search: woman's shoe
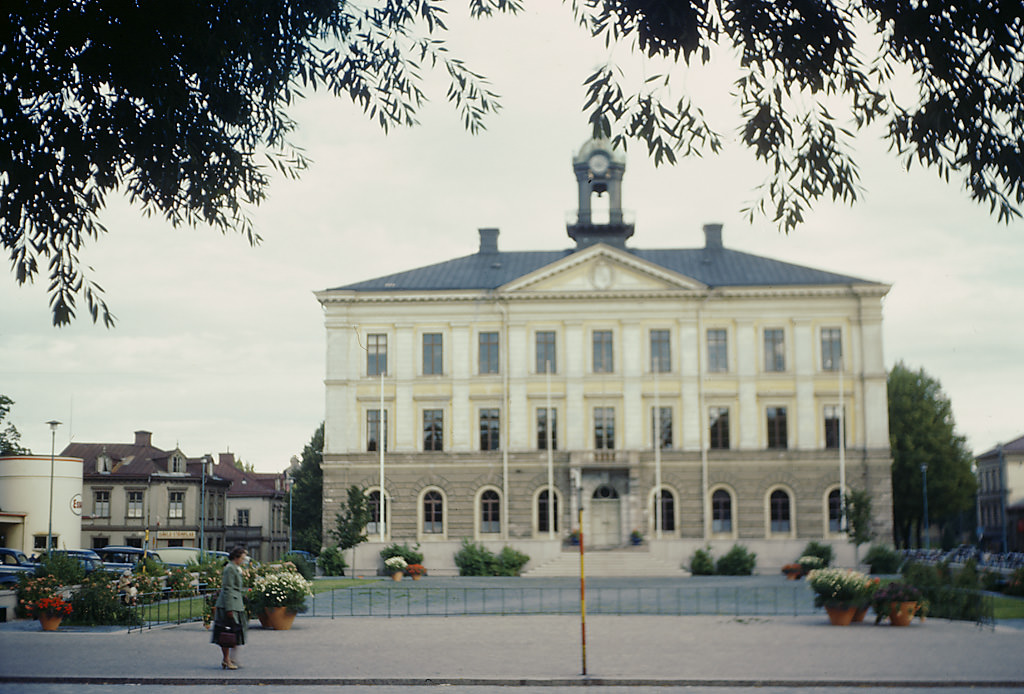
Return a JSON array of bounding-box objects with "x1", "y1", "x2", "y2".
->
[{"x1": 221, "y1": 660, "x2": 237, "y2": 670}]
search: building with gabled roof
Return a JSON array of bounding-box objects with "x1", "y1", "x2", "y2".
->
[
  {"x1": 213, "y1": 452, "x2": 289, "y2": 562},
  {"x1": 64, "y1": 430, "x2": 230, "y2": 553},
  {"x1": 315, "y1": 139, "x2": 893, "y2": 576}
]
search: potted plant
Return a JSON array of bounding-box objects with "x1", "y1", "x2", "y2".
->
[
  {"x1": 405, "y1": 563, "x2": 426, "y2": 580},
  {"x1": 248, "y1": 568, "x2": 313, "y2": 630},
  {"x1": 568, "y1": 529, "x2": 581, "y2": 546},
  {"x1": 384, "y1": 556, "x2": 408, "y2": 580},
  {"x1": 797, "y1": 555, "x2": 825, "y2": 574},
  {"x1": 781, "y1": 563, "x2": 803, "y2": 580},
  {"x1": 630, "y1": 529, "x2": 643, "y2": 545},
  {"x1": 806, "y1": 568, "x2": 873, "y2": 626},
  {"x1": 853, "y1": 576, "x2": 881, "y2": 622},
  {"x1": 34, "y1": 594, "x2": 72, "y2": 631},
  {"x1": 871, "y1": 581, "x2": 925, "y2": 626}
]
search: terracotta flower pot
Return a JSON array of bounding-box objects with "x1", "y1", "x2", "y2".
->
[
  {"x1": 39, "y1": 614, "x2": 63, "y2": 631},
  {"x1": 825, "y1": 605, "x2": 856, "y2": 626},
  {"x1": 852, "y1": 606, "x2": 869, "y2": 623},
  {"x1": 889, "y1": 601, "x2": 919, "y2": 627},
  {"x1": 391, "y1": 572, "x2": 403, "y2": 581},
  {"x1": 264, "y1": 606, "x2": 297, "y2": 631}
]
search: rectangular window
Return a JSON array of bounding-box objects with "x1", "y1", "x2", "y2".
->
[
  {"x1": 707, "y1": 329, "x2": 728, "y2": 372},
  {"x1": 237, "y1": 509, "x2": 250, "y2": 527},
  {"x1": 593, "y1": 330, "x2": 614, "y2": 373},
  {"x1": 821, "y1": 327, "x2": 842, "y2": 371},
  {"x1": 652, "y1": 406, "x2": 673, "y2": 449},
  {"x1": 367, "y1": 333, "x2": 387, "y2": 376},
  {"x1": 479, "y1": 408, "x2": 500, "y2": 450},
  {"x1": 367, "y1": 409, "x2": 388, "y2": 452},
  {"x1": 709, "y1": 407, "x2": 730, "y2": 449},
  {"x1": 824, "y1": 405, "x2": 845, "y2": 449},
  {"x1": 422, "y1": 332, "x2": 443, "y2": 375},
  {"x1": 594, "y1": 407, "x2": 615, "y2": 449},
  {"x1": 127, "y1": 491, "x2": 144, "y2": 519},
  {"x1": 536, "y1": 331, "x2": 557, "y2": 374},
  {"x1": 168, "y1": 491, "x2": 184, "y2": 519},
  {"x1": 423, "y1": 409, "x2": 444, "y2": 451},
  {"x1": 650, "y1": 329, "x2": 671, "y2": 372},
  {"x1": 767, "y1": 406, "x2": 788, "y2": 449},
  {"x1": 764, "y1": 328, "x2": 785, "y2": 372},
  {"x1": 479, "y1": 331, "x2": 500, "y2": 374},
  {"x1": 537, "y1": 407, "x2": 558, "y2": 450},
  {"x1": 93, "y1": 491, "x2": 110, "y2": 518},
  {"x1": 423, "y1": 491, "x2": 443, "y2": 534}
]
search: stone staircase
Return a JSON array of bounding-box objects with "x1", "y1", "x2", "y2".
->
[{"x1": 523, "y1": 547, "x2": 688, "y2": 578}]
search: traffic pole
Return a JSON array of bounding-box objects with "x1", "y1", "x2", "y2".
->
[{"x1": 578, "y1": 504, "x2": 586, "y2": 676}]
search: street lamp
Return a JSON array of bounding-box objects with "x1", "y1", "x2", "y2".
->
[
  {"x1": 46, "y1": 420, "x2": 61, "y2": 552},
  {"x1": 921, "y1": 463, "x2": 930, "y2": 550}
]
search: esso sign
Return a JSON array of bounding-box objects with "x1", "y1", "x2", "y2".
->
[{"x1": 70, "y1": 494, "x2": 83, "y2": 516}]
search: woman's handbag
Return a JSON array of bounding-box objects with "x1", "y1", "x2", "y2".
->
[{"x1": 216, "y1": 614, "x2": 238, "y2": 647}]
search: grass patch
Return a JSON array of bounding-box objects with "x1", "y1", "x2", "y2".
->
[
  {"x1": 313, "y1": 578, "x2": 376, "y2": 593},
  {"x1": 140, "y1": 596, "x2": 207, "y2": 622},
  {"x1": 993, "y1": 595, "x2": 1024, "y2": 621}
]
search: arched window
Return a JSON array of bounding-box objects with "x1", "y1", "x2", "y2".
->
[
  {"x1": 423, "y1": 491, "x2": 443, "y2": 534},
  {"x1": 538, "y1": 489, "x2": 559, "y2": 533},
  {"x1": 593, "y1": 484, "x2": 619, "y2": 500},
  {"x1": 828, "y1": 489, "x2": 842, "y2": 533},
  {"x1": 367, "y1": 490, "x2": 386, "y2": 536},
  {"x1": 652, "y1": 489, "x2": 675, "y2": 531},
  {"x1": 770, "y1": 489, "x2": 791, "y2": 533},
  {"x1": 712, "y1": 489, "x2": 732, "y2": 533},
  {"x1": 480, "y1": 490, "x2": 500, "y2": 534}
]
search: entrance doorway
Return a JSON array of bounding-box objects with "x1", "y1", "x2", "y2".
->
[{"x1": 589, "y1": 484, "x2": 622, "y2": 547}]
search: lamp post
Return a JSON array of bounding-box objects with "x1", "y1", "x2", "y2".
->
[
  {"x1": 45, "y1": 420, "x2": 61, "y2": 552},
  {"x1": 921, "y1": 463, "x2": 930, "y2": 550}
]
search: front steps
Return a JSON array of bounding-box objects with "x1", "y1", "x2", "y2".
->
[{"x1": 524, "y1": 546, "x2": 688, "y2": 577}]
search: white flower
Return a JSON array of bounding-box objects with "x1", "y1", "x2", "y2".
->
[{"x1": 384, "y1": 556, "x2": 408, "y2": 571}]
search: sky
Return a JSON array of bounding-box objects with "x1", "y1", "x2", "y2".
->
[{"x1": 2, "y1": 6, "x2": 1022, "y2": 472}]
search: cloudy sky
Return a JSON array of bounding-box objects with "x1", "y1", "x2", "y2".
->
[{"x1": 3, "y1": 6, "x2": 1022, "y2": 471}]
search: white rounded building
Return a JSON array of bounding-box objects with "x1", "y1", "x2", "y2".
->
[{"x1": 0, "y1": 455, "x2": 83, "y2": 555}]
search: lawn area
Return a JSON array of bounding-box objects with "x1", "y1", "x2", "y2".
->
[
  {"x1": 312, "y1": 578, "x2": 376, "y2": 593},
  {"x1": 992, "y1": 594, "x2": 1024, "y2": 620}
]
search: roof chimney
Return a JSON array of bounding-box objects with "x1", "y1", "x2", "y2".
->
[
  {"x1": 703, "y1": 223, "x2": 723, "y2": 251},
  {"x1": 478, "y1": 228, "x2": 499, "y2": 254},
  {"x1": 134, "y1": 430, "x2": 152, "y2": 447}
]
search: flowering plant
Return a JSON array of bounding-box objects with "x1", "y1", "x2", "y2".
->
[
  {"x1": 797, "y1": 555, "x2": 825, "y2": 572},
  {"x1": 871, "y1": 581, "x2": 926, "y2": 622},
  {"x1": 34, "y1": 594, "x2": 72, "y2": 618},
  {"x1": 781, "y1": 563, "x2": 803, "y2": 576},
  {"x1": 384, "y1": 556, "x2": 408, "y2": 574},
  {"x1": 405, "y1": 563, "x2": 426, "y2": 577},
  {"x1": 248, "y1": 568, "x2": 313, "y2": 613},
  {"x1": 806, "y1": 568, "x2": 873, "y2": 608}
]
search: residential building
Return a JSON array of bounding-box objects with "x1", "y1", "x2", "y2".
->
[
  {"x1": 64, "y1": 431, "x2": 230, "y2": 553},
  {"x1": 213, "y1": 452, "x2": 290, "y2": 562},
  {"x1": 315, "y1": 138, "x2": 894, "y2": 574},
  {"x1": 976, "y1": 434, "x2": 1024, "y2": 552}
]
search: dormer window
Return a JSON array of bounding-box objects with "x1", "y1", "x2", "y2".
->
[
  {"x1": 97, "y1": 453, "x2": 112, "y2": 474},
  {"x1": 170, "y1": 454, "x2": 185, "y2": 473}
]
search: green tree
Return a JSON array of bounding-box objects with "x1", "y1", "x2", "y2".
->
[
  {"x1": 0, "y1": 396, "x2": 29, "y2": 456},
  {"x1": 330, "y1": 485, "x2": 371, "y2": 571},
  {"x1": 5, "y1": 2, "x2": 1022, "y2": 325},
  {"x1": 844, "y1": 488, "x2": 874, "y2": 566},
  {"x1": 888, "y1": 362, "x2": 976, "y2": 549},
  {"x1": 289, "y1": 423, "x2": 323, "y2": 553}
]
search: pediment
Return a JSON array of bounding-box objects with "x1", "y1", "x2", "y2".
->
[{"x1": 501, "y1": 244, "x2": 705, "y2": 294}]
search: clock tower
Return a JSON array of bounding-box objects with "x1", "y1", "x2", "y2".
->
[{"x1": 567, "y1": 138, "x2": 634, "y2": 248}]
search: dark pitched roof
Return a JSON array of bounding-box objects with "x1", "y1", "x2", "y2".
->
[
  {"x1": 65, "y1": 441, "x2": 174, "y2": 479},
  {"x1": 330, "y1": 245, "x2": 878, "y2": 292},
  {"x1": 212, "y1": 453, "x2": 285, "y2": 498},
  {"x1": 977, "y1": 433, "x2": 1024, "y2": 459}
]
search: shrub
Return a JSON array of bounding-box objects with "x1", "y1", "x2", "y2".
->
[
  {"x1": 902, "y1": 560, "x2": 991, "y2": 623},
  {"x1": 35, "y1": 552, "x2": 85, "y2": 584},
  {"x1": 68, "y1": 573, "x2": 139, "y2": 626},
  {"x1": 380, "y1": 543, "x2": 423, "y2": 567},
  {"x1": 453, "y1": 539, "x2": 497, "y2": 576},
  {"x1": 1004, "y1": 568, "x2": 1024, "y2": 597},
  {"x1": 715, "y1": 544, "x2": 756, "y2": 575},
  {"x1": 495, "y1": 547, "x2": 530, "y2": 576},
  {"x1": 165, "y1": 565, "x2": 195, "y2": 594},
  {"x1": 317, "y1": 545, "x2": 347, "y2": 577},
  {"x1": 864, "y1": 544, "x2": 902, "y2": 574},
  {"x1": 688, "y1": 547, "x2": 715, "y2": 575},
  {"x1": 800, "y1": 541, "x2": 834, "y2": 568},
  {"x1": 283, "y1": 552, "x2": 316, "y2": 580}
]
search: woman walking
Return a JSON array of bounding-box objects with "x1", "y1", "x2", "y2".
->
[{"x1": 212, "y1": 546, "x2": 249, "y2": 670}]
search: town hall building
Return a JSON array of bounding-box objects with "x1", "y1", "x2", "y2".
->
[{"x1": 316, "y1": 139, "x2": 893, "y2": 575}]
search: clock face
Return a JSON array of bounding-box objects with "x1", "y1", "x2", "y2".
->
[{"x1": 588, "y1": 153, "x2": 610, "y2": 174}]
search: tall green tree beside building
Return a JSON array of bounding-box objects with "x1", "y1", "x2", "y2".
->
[
  {"x1": 887, "y1": 362, "x2": 976, "y2": 548},
  {"x1": 0, "y1": 395, "x2": 29, "y2": 456},
  {"x1": 289, "y1": 422, "x2": 323, "y2": 553}
]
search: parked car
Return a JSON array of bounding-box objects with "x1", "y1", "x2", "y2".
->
[
  {"x1": 94, "y1": 546, "x2": 163, "y2": 574},
  {"x1": 42, "y1": 549, "x2": 110, "y2": 575},
  {"x1": 0, "y1": 548, "x2": 35, "y2": 586}
]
